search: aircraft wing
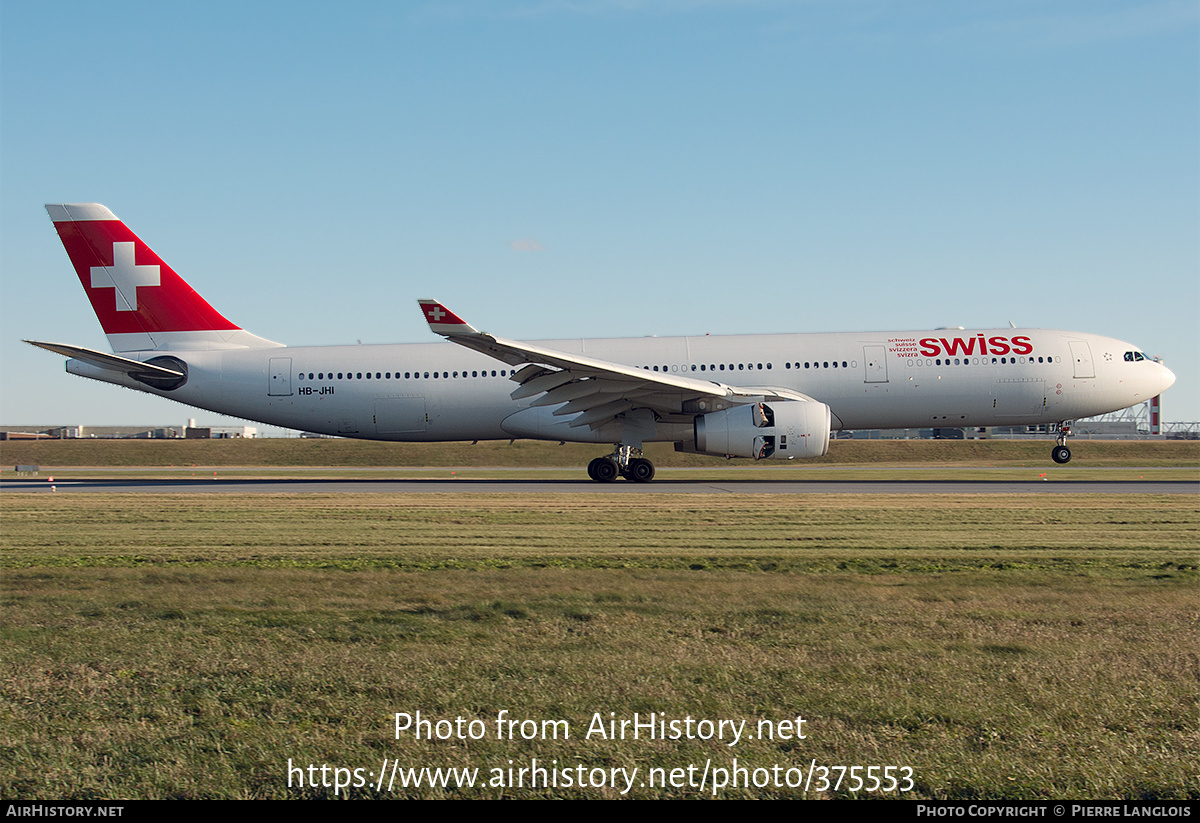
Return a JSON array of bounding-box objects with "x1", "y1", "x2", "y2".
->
[{"x1": 418, "y1": 300, "x2": 813, "y2": 430}]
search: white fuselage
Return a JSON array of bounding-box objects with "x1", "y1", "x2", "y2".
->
[{"x1": 69, "y1": 327, "x2": 1173, "y2": 442}]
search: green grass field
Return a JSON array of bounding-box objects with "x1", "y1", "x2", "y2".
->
[
  {"x1": 4, "y1": 438, "x2": 1196, "y2": 486},
  {"x1": 3, "y1": 436, "x2": 1197, "y2": 470},
  {"x1": 2, "y1": 491, "x2": 1196, "y2": 799}
]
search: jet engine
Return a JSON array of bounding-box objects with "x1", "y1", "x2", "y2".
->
[{"x1": 693, "y1": 401, "x2": 831, "y2": 459}]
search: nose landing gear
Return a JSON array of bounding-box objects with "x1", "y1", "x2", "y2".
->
[{"x1": 1051, "y1": 422, "x2": 1073, "y2": 464}]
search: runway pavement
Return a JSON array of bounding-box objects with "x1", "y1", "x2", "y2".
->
[{"x1": 1, "y1": 476, "x2": 1194, "y2": 494}]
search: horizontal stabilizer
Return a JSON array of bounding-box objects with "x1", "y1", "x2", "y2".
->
[{"x1": 25, "y1": 340, "x2": 184, "y2": 377}]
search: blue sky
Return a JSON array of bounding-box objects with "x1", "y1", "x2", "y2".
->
[{"x1": 2, "y1": 0, "x2": 1196, "y2": 429}]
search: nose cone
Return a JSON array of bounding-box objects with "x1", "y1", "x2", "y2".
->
[{"x1": 1153, "y1": 361, "x2": 1176, "y2": 396}]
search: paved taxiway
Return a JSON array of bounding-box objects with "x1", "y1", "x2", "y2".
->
[{"x1": 1, "y1": 477, "x2": 1193, "y2": 494}]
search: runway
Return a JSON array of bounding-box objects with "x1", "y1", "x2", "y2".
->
[{"x1": 1, "y1": 476, "x2": 1194, "y2": 494}]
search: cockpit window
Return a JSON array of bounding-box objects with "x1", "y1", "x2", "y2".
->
[{"x1": 1124, "y1": 351, "x2": 1146, "y2": 362}]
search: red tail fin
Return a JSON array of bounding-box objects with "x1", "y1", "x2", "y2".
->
[{"x1": 46, "y1": 204, "x2": 278, "y2": 352}]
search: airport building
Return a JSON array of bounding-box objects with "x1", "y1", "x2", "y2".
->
[{"x1": 0, "y1": 423, "x2": 258, "y2": 440}]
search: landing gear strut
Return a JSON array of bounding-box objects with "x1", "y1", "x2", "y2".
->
[
  {"x1": 587, "y1": 445, "x2": 655, "y2": 483},
  {"x1": 1051, "y1": 422, "x2": 1073, "y2": 464}
]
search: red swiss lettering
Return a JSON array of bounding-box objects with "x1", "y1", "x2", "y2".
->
[{"x1": 939, "y1": 337, "x2": 979, "y2": 356}]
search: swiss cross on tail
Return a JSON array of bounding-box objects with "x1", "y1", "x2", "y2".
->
[
  {"x1": 418, "y1": 299, "x2": 479, "y2": 335},
  {"x1": 91, "y1": 242, "x2": 160, "y2": 311}
]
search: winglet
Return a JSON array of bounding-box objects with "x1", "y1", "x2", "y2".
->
[{"x1": 418, "y1": 299, "x2": 479, "y2": 336}]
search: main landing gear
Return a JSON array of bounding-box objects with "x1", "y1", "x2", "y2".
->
[
  {"x1": 587, "y1": 445, "x2": 655, "y2": 483},
  {"x1": 1051, "y1": 422, "x2": 1073, "y2": 464}
]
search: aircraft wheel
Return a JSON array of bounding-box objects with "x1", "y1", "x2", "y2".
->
[
  {"x1": 627, "y1": 458, "x2": 655, "y2": 483},
  {"x1": 591, "y1": 457, "x2": 619, "y2": 482},
  {"x1": 1051, "y1": 445, "x2": 1072, "y2": 464}
]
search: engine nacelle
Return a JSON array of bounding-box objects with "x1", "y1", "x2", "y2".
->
[{"x1": 693, "y1": 401, "x2": 831, "y2": 459}]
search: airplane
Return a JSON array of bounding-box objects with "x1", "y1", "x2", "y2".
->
[{"x1": 27, "y1": 203, "x2": 1176, "y2": 482}]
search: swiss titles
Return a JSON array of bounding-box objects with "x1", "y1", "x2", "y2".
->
[{"x1": 918, "y1": 335, "x2": 1033, "y2": 358}]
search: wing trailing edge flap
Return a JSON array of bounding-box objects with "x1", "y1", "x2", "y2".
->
[
  {"x1": 528, "y1": 378, "x2": 607, "y2": 407},
  {"x1": 554, "y1": 386, "x2": 661, "y2": 417},
  {"x1": 568, "y1": 399, "x2": 637, "y2": 428},
  {"x1": 509, "y1": 369, "x2": 577, "y2": 399}
]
